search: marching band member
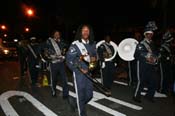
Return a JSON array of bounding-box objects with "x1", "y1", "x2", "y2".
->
[
  {"x1": 159, "y1": 31, "x2": 174, "y2": 95},
  {"x1": 97, "y1": 35, "x2": 117, "y2": 93},
  {"x1": 133, "y1": 21, "x2": 159, "y2": 103},
  {"x1": 27, "y1": 37, "x2": 40, "y2": 87},
  {"x1": 43, "y1": 30, "x2": 69, "y2": 98},
  {"x1": 66, "y1": 24, "x2": 97, "y2": 116}
]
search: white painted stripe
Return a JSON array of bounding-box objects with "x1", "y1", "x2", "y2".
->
[
  {"x1": 141, "y1": 91, "x2": 167, "y2": 98},
  {"x1": 113, "y1": 81, "x2": 128, "y2": 86},
  {"x1": 67, "y1": 82, "x2": 142, "y2": 110},
  {"x1": 88, "y1": 102, "x2": 126, "y2": 116},
  {"x1": 96, "y1": 79, "x2": 128, "y2": 86},
  {"x1": 0, "y1": 91, "x2": 58, "y2": 116},
  {"x1": 56, "y1": 85, "x2": 126, "y2": 116},
  {"x1": 93, "y1": 92, "x2": 142, "y2": 110}
]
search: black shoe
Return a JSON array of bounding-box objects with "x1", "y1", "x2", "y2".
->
[
  {"x1": 52, "y1": 92, "x2": 57, "y2": 97},
  {"x1": 144, "y1": 95, "x2": 155, "y2": 103},
  {"x1": 68, "y1": 97, "x2": 77, "y2": 112},
  {"x1": 132, "y1": 97, "x2": 141, "y2": 103},
  {"x1": 63, "y1": 95, "x2": 69, "y2": 100}
]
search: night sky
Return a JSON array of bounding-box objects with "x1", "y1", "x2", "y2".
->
[{"x1": 0, "y1": 0, "x2": 175, "y2": 42}]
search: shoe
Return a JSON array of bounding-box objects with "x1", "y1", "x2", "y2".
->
[
  {"x1": 68, "y1": 97, "x2": 77, "y2": 112},
  {"x1": 63, "y1": 95, "x2": 69, "y2": 100},
  {"x1": 52, "y1": 92, "x2": 57, "y2": 97},
  {"x1": 105, "y1": 91, "x2": 112, "y2": 97},
  {"x1": 132, "y1": 97, "x2": 141, "y2": 103},
  {"x1": 144, "y1": 95, "x2": 155, "y2": 103}
]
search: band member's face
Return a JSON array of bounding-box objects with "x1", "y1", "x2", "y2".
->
[
  {"x1": 105, "y1": 36, "x2": 111, "y2": 43},
  {"x1": 54, "y1": 31, "x2": 61, "y2": 41},
  {"x1": 145, "y1": 33, "x2": 153, "y2": 40},
  {"x1": 81, "y1": 26, "x2": 90, "y2": 40}
]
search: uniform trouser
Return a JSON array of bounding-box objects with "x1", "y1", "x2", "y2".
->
[
  {"x1": 102, "y1": 62, "x2": 116, "y2": 89},
  {"x1": 134, "y1": 61, "x2": 157, "y2": 99},
  {"x1": 73, "y1": 71, "x2": 93, "y2": 116},
  {"x1": 128, "y1": 61, "x2": 137, "y2": 86},
  {"x1": 19, "y1": 57, "x2": 27, "y2": 77},
  {"x1": 49, "y1": 62, "x2": 69, "y2": 97},
  {"x1": 160, "y1": 62, "x2": 173, "y2": 93},
  {"x1": 28, "y1": 62, "x2": 39, "y2": 85}
]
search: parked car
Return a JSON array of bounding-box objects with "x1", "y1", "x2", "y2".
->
[{"x1": 0, "y1": 39, "x2": 18, "y2": 59}]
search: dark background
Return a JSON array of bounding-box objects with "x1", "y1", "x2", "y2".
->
[{"x1": 0, "y1": 0, "x2": 175, "y2": 43}]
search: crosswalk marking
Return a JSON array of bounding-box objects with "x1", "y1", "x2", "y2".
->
[
  {"x1": 56, "y1": 85, "x2": 126, "y2": 116},
  {"x1": 0, "y1": 91, "x2": 58, "y2": 116},
  {"x1": 97, "y1": 79, "x2": 167, "y2": 98},
  {"x1": 67, "y1": 82, "x2": 142, "y2": 110},
  {"x1": 96, "y1": 79, "x2": 128, "y2": 86}
]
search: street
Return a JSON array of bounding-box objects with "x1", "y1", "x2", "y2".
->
[{"x1": 0, "y1": 60, "x2": 174, "y2": 116}]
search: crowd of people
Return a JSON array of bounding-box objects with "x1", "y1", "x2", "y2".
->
[{"x1": 17, "y1": 22, "x2": 175, "y2": 116}]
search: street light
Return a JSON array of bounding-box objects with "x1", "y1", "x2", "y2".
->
[
  {"x1": 25, "y1": 27, "x2": 30, "y2": 32},
  {"x1": 4, "y1": 34, "x2": 7, "y2": 37},
  {"x1": 25, "y1": 8, "x2": 34, "y2": 17},
  {"x1": 1, "y1": 25, "x2": 7, "y2": 30},
  {"x1": 27, "y1": 9, "x2": 33, "y2": 16}
]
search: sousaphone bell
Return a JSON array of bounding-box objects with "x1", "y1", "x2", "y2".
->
[{"x1": 118, "y1": 38, "x2": 138, "y2": 61}]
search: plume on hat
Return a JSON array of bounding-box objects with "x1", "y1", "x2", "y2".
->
[
  {"x1": 144, "y1": 21, "x2": 158, "y2": 35},
  {"x1": 162, "y1": 31, "x2": 174, "y2": 43}
]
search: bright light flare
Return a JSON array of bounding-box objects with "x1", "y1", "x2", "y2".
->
[
  {"x1": 26, "y1": 9, "x2": 34, "y2": 16},
  {"x1": 1, "y1": 25, "x2": 6, "y2": 30},
  {"x1": 25, "y1": 27, "x2": 30, "y2": 32}
]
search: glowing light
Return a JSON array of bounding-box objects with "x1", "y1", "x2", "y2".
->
[{"x1": 1, "y1": 25, "x2": 6, "y2": 30}]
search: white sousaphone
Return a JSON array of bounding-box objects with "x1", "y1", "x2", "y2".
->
[
  {"x1": 118, "y1": 38, "x2": 138, "y2": 61},
  {"x1": 96, "y1": 40, "x2": 118, "y2": 62}
]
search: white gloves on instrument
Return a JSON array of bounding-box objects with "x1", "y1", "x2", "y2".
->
[{"x1": 101, "y1": 62, "x2": 105, "y2": 68}]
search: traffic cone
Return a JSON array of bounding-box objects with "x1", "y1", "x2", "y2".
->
[{"x1": 42, "y1": 75, "x2": 48, "y2": 86}]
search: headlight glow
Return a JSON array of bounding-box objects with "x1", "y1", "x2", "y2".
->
[{"x1": 3, "y1": 49, "x2": 9, "y2": 54}]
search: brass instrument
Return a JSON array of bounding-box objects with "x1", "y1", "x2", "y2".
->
[
  {"x1": 146, "y1": 53, "x2": 159, "y2": 65},
  {"x1": 77, "y1": 55, "x2": 111, "y2": 97},
  {"x1": 118, "y1": 38, "x2": 138, "y2": 61},
  {"x1": 89, "y1": 61, "x2": 97, "y2": 71},
  {"x1": 75, "y1": 62, "x2": 111, "y2": 97},
  {"x1": 103, "y1": 52, "x2": 112, "y2": 59},
  {"x1": 79, "y1": 54, "x2": 97, "y2": 71},
  {"x1": 96, "y1": 40, "x2": 118, "y2": 62},
  {"x1": 83, "y1": 72, "x2": 111, "y2": 97}
]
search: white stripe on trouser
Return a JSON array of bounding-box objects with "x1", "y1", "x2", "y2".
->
[
  {"x1": 128, "y1": 61, "x2": 132, "y2": 86},
  {"x1": 134, "y1": 61, "x2": 140, "y2": 97},
  {"x1": 100, "y1": 68, "x2": 104, "y2": 85},
  {"x1": 27, "y1": 63, "x2": 32, "y2": 84},
  {"x1": 159, "y1": 62, "x2": 164, "y2": 91},
  {"x1": 49, "y1": 63, "x2": 55, "y2": 94},
  {"x1": 73, "y1": 72, "x2": 81, "y2": 116}
]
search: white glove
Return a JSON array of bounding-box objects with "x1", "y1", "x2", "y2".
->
[
  {"x1": 115, "y1": 63, "x2": 117, "y2": 67},
  {"x1": 101, "y1": 62, "x2": 105, "y2": 68}
]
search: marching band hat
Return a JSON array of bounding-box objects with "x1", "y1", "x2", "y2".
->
[
  {"x1": 162, "y1": 31, "x2": 174, "y2": 43},
  {"x1": 144, "y1": 21, "x2": 158, "y2": 36}
]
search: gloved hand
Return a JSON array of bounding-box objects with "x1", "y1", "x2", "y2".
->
[{"x1": 101, "y1": 62, "x2": 105, "y2": 68}]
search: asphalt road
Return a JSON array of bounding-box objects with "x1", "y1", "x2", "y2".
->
[{"x1": 0, "y1": 60, "x2": 174, "y2": 116}]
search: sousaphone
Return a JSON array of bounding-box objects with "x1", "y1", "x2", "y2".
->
[
  {"x1": 96, "y1": 40, "x2": 118, "y2": 61},
  {"x1": 118, "y1": 38, "x2": 138, "y2": 61}
]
